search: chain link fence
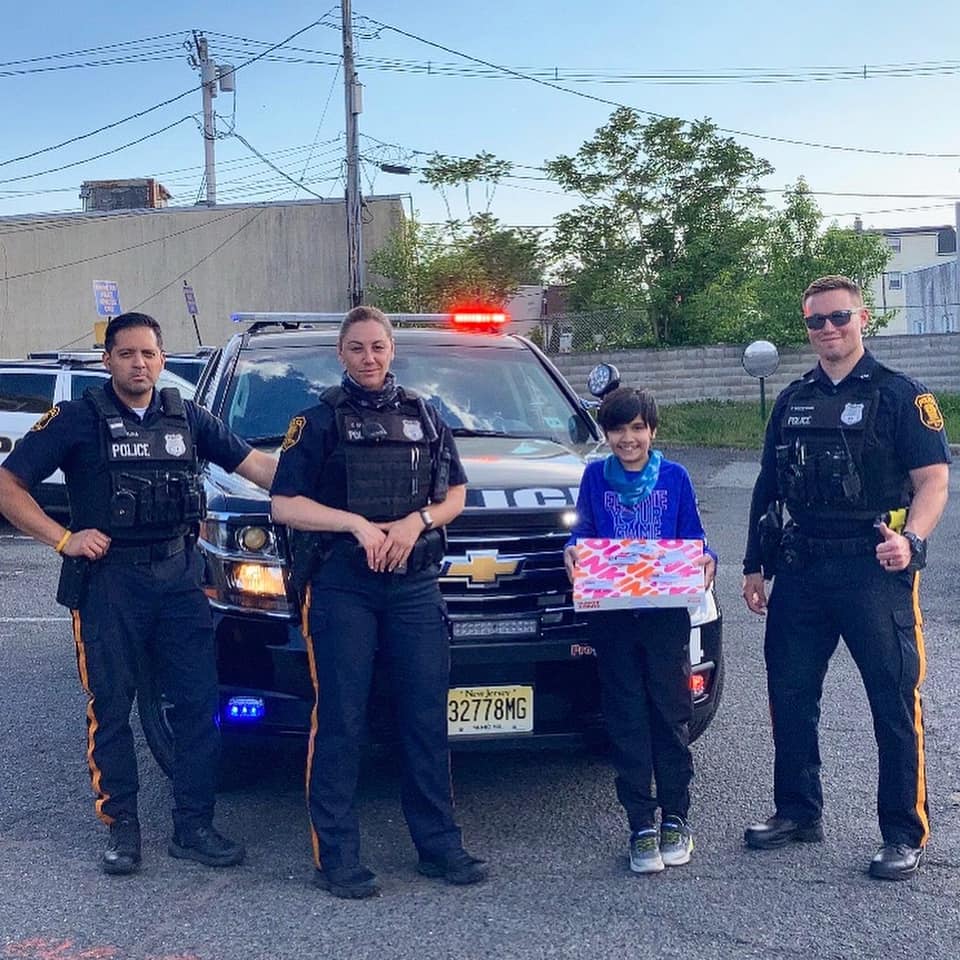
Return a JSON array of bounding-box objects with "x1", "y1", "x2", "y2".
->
[{"x1": 528, "y1": 309, "x2": 656, "y2": 355}]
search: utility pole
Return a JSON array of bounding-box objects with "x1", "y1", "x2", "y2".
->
[
  {"x1": 193, "y1": 32, "x2": 218, "y2": 206},
  {"x1": 342, "y1": 0, "x2": 364, "y2": 306}
]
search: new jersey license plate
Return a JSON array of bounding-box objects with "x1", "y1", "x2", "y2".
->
[{"x1": 447, "y1": 684, "x2": 534, "y2": 736}]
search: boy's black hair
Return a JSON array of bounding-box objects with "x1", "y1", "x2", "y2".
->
[
  {"x1": 597, "y1": 387, "x2": 658, "y2": 433},
  {"x1": 104, "y1": 312, "x2": 164, "y2": 352}
]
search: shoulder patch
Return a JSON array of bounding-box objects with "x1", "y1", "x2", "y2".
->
[
  {"x1": 281, "y1": 415, "x2": 306, "y2": 451},
  {"x1": 915, "y1": 393, "x2": 944, "y2": 431},
  {"x1": 30, "y1": 407, "x2": 60, "y2": 432}
]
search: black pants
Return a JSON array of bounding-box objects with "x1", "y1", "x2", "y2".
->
[
  {"x1": 588, "y1": 607, "x2": 693, "y2": 831},
  {"x1": 766, "y1": 554, "x2": 929, "y2": 846},
  {"x1": 72, "y1": 548, "x2": 220, "y2": 832},
  {"x1": 304, "y1": 549, "x2": 462, "y2": 873}
]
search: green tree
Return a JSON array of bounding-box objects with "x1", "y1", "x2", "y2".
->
[
  {"x1": 687, "y1": 180, "x2": 892, "y2": 345},
  {"x1": 368, "y1": 212, "x2": 543, "y2": 312},
  {"x1": 546, "y1": 108, "x2": 773, "y2": 346}
]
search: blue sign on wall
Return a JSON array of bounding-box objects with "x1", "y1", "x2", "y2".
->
[
  {"x1": 183, "y1": 283, "x2": 199, "y2": 316},
  {"x1": 93, "y1": 280, "x2": 121, "y2": 317}
]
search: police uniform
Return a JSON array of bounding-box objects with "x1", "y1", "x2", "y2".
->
[
  {"x1": 743, "y1": 350, "x2": 951, "y2": 848},
  {"x1": 272, "y1": 381, "x2": 468, "y2": 879},
  {"x1": 3, "y1": 380, "x2": 251, "y2": 833}
]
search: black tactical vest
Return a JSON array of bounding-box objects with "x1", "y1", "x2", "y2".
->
[
  {"x1": 775, "y1": 368, "x2": 909, "y2": 533},
  {"x1": 317, "y1": 386, "x2": 436, "y2": 522},
  {"x1": 69, "y1": 386, "x2": 204, "y2": 541}
]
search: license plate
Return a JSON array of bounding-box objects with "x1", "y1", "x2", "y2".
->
[{"x1": 447, "y1": 684, "x2": 533, "y2": 736}]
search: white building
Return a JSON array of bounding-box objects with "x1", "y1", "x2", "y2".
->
[{"x1": 862, "y1": 222, "x2": 957, "y2": 335}]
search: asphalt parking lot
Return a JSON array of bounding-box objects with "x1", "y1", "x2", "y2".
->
[{"x1": 1, "y1": 446, "x2": 959, "y2": 960}]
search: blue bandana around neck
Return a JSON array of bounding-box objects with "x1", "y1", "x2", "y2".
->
[
  {"x1": 341, "y1": 370, "x2": 400, "y2": 410},
  {"x1": 603, "y1": 449, "x2": 663, "y2": 506}
]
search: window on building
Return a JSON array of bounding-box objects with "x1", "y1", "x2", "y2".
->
[
  {"x1": 912, "y1": 319, "x2": 926, "y2": 335},
  {"x1": 887, "y1": 271, "x2": 902, "y2": 290},
  {"x1": 937, "y1": 228, "x2": 957, "y2": 255},
  {"x1": 945, "y1": 313, "x2": 958, "y2": 333},
  {"x1": 887, "y1": 236, "x2": 901, "y2": 252}
]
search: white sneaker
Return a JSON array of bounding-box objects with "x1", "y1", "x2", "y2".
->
[
  {"x1": 660, "y1": 817, "x2": 694, "y2": 866},
  {"x1": 629, "y1": 828, "x2": 665, "y2": 874}
]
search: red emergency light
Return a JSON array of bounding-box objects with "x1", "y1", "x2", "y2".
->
[{"x1": 448, "y1": 306, "x2": 510, "y2": 330}]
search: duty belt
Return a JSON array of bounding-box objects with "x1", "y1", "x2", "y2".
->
[
  {"x1": 800, "y1": 534, "x2": 877, "y2": 558},
  {"x1": 102, "y1": 536, "x2": 187, "y2": 565}
]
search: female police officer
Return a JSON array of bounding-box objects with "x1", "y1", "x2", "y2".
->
[{"x1": 271, "y1": 305, "x2": 486, "y2": 899}]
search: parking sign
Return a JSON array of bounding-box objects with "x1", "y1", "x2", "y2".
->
[{"x1": 93, "y1": 280, "x2": 121, "y2": 317}]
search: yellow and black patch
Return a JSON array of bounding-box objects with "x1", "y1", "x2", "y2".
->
[
  {"x1": 281, "y1": 415, "x2": 307, "y2": 451},
  {"x1": 914, "y1": 393, "x2": 944, "y2": 431},
  {"x1": 30, "y1": 406, "x2": 60, "y2": 432}
]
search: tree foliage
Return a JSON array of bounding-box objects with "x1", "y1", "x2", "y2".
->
[
  {"x1": 546, "y1": 108, "x2": 773, "y2": 346},
  {"x1": 368, "y1": 212, "x2": 543, "y2": 312}
]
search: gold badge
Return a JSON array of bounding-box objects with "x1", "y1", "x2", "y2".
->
[
  {"x1": 30, "y1": 406, "x2": 60, "y2": 432},
  {"x1": 915, "y1": 393, "x2": 944, "y2": 431},
  {"x1": 281, "y1": 415, "x2": 306, "y2": 451}
]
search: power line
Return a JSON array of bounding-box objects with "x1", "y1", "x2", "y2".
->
[
  {"x1": 230, "y1": 132, "x2": 328, "y2": 199},
  {"x1": 0, "y1": 18, "x2": 330, "y2": 173},
  {"x1": 0, "y1": 33, "x2": 187, "y2": 69},
  {"x1": 358, "y1": 16, "x2": 960, "y2": 160}
]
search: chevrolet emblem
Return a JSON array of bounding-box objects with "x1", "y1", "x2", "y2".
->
[{"x1": 443, "y1": 550, "x2": 523, "y2": 585}]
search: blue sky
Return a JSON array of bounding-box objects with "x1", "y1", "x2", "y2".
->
[{"x1": 4, "y1": 0, "x2": 960, "y2": 233}]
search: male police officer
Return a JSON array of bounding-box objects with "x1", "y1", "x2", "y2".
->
[
  {"x1": 0, "y1": 312, "x2": 276, "y2": 876},
  {"x1": 741, "y1": 276, "x2": 950, "y2": 880}
]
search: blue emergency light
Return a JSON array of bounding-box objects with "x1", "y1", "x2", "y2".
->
[{"x1": 224, "y1": 696, "x2": 266, "y2": 721}]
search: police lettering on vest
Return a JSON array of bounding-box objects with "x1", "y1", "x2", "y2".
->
[{"x1": 69, "y1": 386, "x2": 204, "y2": 541}]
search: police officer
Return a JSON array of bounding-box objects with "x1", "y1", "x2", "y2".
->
[
  {"x1": 0, "y1": 312, "x2": 276, "y2": 876},
  {"x1": 741, "y1": 276, "x2": 951, "y2": 881},
  {"x1": 271, "y1": 305, "x2": 486, "y2": 900}
]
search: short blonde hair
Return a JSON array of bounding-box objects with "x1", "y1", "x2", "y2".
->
[
  {"x1": 338, "y1": 305, "x2": 394, "y2": 347},
  {"x1": 802, "y1": 275, "x2": 862, "y2": 308}
]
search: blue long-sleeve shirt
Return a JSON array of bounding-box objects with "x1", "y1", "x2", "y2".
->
[{"x1": 567, "y1": 456, "x2": 717, "y2": 563}]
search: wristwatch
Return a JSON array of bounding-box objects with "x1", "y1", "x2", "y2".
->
[
  {"x1": 902, "y1": 531, "x2": 927, "y2": 571},
  {"x1": 419, "y1": 508, "x2": 434, "y2": 531}
]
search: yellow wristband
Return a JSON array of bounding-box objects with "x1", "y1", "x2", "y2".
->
[{"x1": 54, "y1": 531, "x2": 72, "y2": 554}]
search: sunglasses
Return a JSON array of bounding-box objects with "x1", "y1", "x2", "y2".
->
[{"x1": 803, "y1": 308, "x2": 862, "y2": 331}]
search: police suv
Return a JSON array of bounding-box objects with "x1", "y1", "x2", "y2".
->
[
  {"x1": 136, "y1": 313, "x2": 724, "y2": 774},
  {"x1": 0, "y1": 354, "x2": 195, "y2": 516}
]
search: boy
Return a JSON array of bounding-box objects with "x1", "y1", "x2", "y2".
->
[{"x1": 564, "y1": 387, "x2": 716, "y2": 874}]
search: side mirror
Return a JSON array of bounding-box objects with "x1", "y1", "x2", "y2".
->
[{"x1": 586, "y1": 362, "x2": 621, "y2": 398}]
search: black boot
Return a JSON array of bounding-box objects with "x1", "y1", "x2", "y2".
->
[
  {"x1": 168, "y1": 824, "x2": 245, "y2": 867},
  {"x1": 102, "y1": 817, "x2": 141, "y2": 876},
  {"x1": 744, "y1": 815, "x2": 824, "y2": 850},
  {"x1": 417, "y1": 849, "x2": 488, "y2": 885},
  {"x1": 869, "y1": 844, "x2": 923, "y2": 881}
]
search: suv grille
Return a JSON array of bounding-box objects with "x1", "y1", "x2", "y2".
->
[{"x1": 440, "y1": 509, "x2": 573, "y2": 628}]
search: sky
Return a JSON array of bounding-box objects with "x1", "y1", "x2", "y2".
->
[{"x1": 4, "y1": 0, "x2": 960, "y2": 236}]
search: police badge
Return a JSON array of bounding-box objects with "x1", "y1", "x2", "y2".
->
[
  {"x1": 165, "y1": 432, "x2": 187, "y2": 456},
  {"x1": 840, "y1": 402, "x2": 864, "y2": 426},
  {"x1": 402, "y1": 419, "x2": 425, "y2": 441}
]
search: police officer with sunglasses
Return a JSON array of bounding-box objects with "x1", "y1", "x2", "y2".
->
[
  {"x1": 271, "y1": 306, "x2": 486, "y2": 900},
  {"x1": 741, "y1": 275, "x2": 951, "y2": 880}
]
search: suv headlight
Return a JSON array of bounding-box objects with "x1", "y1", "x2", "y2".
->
[{"x1": 199, "y1": 517, "x2": 293, "y2": 615}]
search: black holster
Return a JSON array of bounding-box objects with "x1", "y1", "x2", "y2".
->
[
  {"x1": 406, "y1": 527, "x2": 448, "y2": 573},
  {"x1": 758, "y1": 501, "x2": 783, "y2": 580},
  {"x1": 56, "y1": 555, "x2": 91, "y2": 609},
  {"x1": 287, "y1": 529, "x2": 331, "y2": 594}
]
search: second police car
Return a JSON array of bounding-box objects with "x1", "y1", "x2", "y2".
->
[{"x1": 136, "y1": 312, "x2": 724, "y2": 774}]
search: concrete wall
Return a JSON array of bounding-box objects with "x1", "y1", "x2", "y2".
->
[
  {"x1": 0, "y1": 196, "x2": 404, "y2": 357},
  {"x1": 551, "y1": 333, "x2": 960, "y2": 404}
]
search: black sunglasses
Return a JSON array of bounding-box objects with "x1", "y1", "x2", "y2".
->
[{"x1": 803, "y1": 308, "x2": 861, "y2": 331}]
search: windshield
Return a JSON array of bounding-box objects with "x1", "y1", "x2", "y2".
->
[{"x1": 222, "y1": 342, "x2": 592, "y2": 445}]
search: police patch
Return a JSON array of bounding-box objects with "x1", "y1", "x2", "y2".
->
[
  {"x1": 915, "y1": 393, "x2": 944, "y2": 431},
  {"x1": 30, "y1": 406, "x2": 59, "y2": 432},
  {"x1": 165, "y1": 432, "x2": 187, "y2": 456},
  {"x1": 840, "y1": 402, "x2": 864, "y2": 426},
  {"x1": 402, "y1": 419, "x2": 424, "y2": 441},
  {"x1": 281, "y1": 415, "x2": 306, "y2": 451}
]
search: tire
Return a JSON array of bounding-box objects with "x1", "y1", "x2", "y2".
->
[
  {"x1": 688, "y1": 653, "x2": 724, "y2": 744},
  {"x1": 137, "y1": 678, "x2": 255, "y2": 791}
]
